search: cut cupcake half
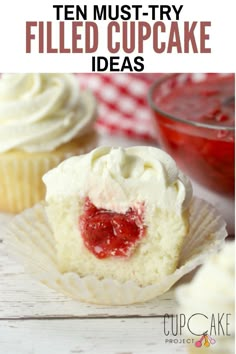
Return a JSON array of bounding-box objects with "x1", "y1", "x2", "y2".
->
[{"x1": 43, "y1": 146, "x2": 193, "y2": 287}]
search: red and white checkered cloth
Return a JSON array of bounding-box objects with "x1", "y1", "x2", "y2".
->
[{"x1": 76, "y1": 73, "x2": 162, "y2": 142}]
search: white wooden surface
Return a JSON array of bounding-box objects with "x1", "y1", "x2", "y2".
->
[
  {"x1": 0, "y1": 135, "x2": 233, "y2": 354},
  {"x1": 0, "y1": 319, "x2": 187, "y2": 354}
]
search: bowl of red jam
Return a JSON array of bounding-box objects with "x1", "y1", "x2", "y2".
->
[{"x1": 148, "y1": 73, "x2": 235, "y2": 195}]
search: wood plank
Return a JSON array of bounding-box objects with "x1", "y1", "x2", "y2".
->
[
  {"x1": 0, "y1": 242, "x2": 181, "y2": 318},
  {"x1": 0, "y1": 318, "x2": 188, "y2": 354}
]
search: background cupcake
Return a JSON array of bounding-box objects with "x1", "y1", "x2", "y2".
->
[
  {"x1": 176, "y1": 242, "x2": 235, "y2": 354},
  {"x1": 0, "y1": 73, "x2": 97, "y2": 213}
]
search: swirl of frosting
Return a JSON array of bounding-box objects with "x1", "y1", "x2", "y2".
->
[
  {"x1": 176, "y1": 242, "x2": 235, "y2": 353},
  {"x1": 43, "y1": 146, "x2": 192, "y2": 214},
  {"x1": 0, "y1": 74, "x2": 96, "y2": 152},
  {"x1": 177, "y1": 242, "x2": 235, "y2": 311}
]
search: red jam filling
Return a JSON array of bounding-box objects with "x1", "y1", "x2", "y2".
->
[
  {"x1": 157, "y1": 75, "x2": 235, "y2": 126},
  {"x1": 152, "y1": 74, "x2": 235, "y2": 195},
  {"x1": 79, "y1": 198, "x2": 146, "y2": 259}
]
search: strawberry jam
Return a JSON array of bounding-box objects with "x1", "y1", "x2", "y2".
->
[
  {"x1": 150, "y1": 74, "x2": 235, "y2": 195},
  {"x1": 79, "y1": 198, "x2": 146, "y2": 259},
  {"x1": 156, "y1": 75, "x2": 235, "y2": 127}
]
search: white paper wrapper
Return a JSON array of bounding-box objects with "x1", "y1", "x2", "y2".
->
[
  {"x1": 0, "y1": 130, "x2": 97, "y2": 213},
  {"x1": 3, "y1": 197, "x2": 227, "y2": 305}
]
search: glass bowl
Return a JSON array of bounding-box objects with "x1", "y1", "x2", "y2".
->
[{"x1": 148, "y1": 73, "x2": 235, "y2": 196}]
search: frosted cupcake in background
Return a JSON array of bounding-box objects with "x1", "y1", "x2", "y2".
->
[
  {"x1": 0, "y1": 73, "x2": 97, "y2": 213},
  {"x1": 176, "y1": 242, "x2": 235, "y2": 354}
]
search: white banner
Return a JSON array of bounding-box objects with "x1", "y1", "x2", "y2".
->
[{"x1": 0, "y1": 0, "x2": 235, "y2": 72}]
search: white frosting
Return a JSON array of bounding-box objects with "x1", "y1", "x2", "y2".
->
[
  {"x1": 43, "y1": 146, "x2": 192, "y2": 214},
  {"x1": 176, "y1": 242, "x2": 235, "y2": 353},
  {"x1": 0, "y1": 74, "x2": 96, "y2": 152}
]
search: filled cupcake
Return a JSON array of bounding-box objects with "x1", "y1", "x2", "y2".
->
[
  {"x1": 3, "y1": 146, "x2": 227, "y2": 305},
  {"x1": 0, "y1": 73, "x2": 97, "y2": 213},
  {"x1": 43, "y1": 146, "x2": 193, "y2": 286},
  {"x1": 176, "y1": 242, "x2": 235, "y2": 354}
]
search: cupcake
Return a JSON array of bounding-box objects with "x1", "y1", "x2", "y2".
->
[
  {"x1": 176, "y1": 242, "x2": 235, "y2": 354},
  {"x1": 43, "y1": 146, "x2": 193, "y2": 286},
  {"x1": 4, "y1": 146, "x2": 227, "y2": 304},
  {"x1": 0, "y1": 73, "x2": 97, "y2": 213}
]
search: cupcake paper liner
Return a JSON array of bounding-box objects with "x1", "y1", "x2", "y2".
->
[
  {"x1": 3, "y1": 197, "x2": 227, "y2": 305},
  {"x1": 0, "y1": 155, "x2": 62, "y2": 213},
  {"x1": 0, "y1": 131, "x2": 97, "y2": 213}
]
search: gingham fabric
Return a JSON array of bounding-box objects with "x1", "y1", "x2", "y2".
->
[{"x1": 76, "y1": 73, "x2": 161, "y2": 141}]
